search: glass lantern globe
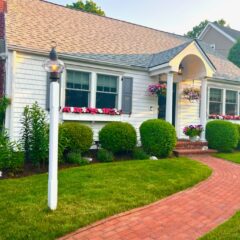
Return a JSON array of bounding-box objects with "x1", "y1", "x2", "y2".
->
[{"x1": 43, "y1": 59, "x2": 65, "y2": 73}]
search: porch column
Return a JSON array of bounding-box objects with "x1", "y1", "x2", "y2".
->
[
  {"x1": 200, "y1": 78, "x2": 207, "y2": 141},
  {"x1": 165, "y1": 72, "x2": 174, "y2": 124}
]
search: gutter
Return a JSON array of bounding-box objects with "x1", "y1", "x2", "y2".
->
[{"x1": 7, "y1": 45, "x2": 149, "y2": 72}]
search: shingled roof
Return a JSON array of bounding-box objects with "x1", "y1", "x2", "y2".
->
[
  {"x1": 212, "y1": 22, "x2": 240, "y2": 41},
  {"x1": 6, "y1": 0, "x2": 240, "y2": 81}
]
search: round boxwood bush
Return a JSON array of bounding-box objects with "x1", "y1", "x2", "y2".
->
[
  {"x1": 140, "y1": 119, "x2": 177, "y2": 158},
  {"x1": 206, "y1": 120, "x2": 238, "y2": 152},
  {"x1": 234, "y1": 124, "x2": 240, "y2": 149},
  {"x1": 60, "y1": 122, "x2": 93, "y2": 153},
  {"x1": 99, "y1": 122, "x2": 137, "y2": 154}
]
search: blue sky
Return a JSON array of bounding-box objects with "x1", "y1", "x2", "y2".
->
[{"x1": 49, "y1": 0, "x2": 240, "y2": 35}]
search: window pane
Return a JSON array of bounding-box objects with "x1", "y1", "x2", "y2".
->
[
  {"x1": 96, "y1": 93, "x2": 117, "y2": 108},
  {"x1": 65, "y1": 89, "x2": 89, "y2": 107},
  {"x1": 209, "y1": 103, "x2": 222, "y2": 115},
  {"x1": 226, "y1": 90, "x2": 237, "y2": 104},
  {"x1": 226, "y1": 104, "x2": 237, "y2": 115},
  {"x1": 97, "y1": 74, "x2": 117, "y2": 93},
  {"x1": 67, "y1": 70, "x2": 90, "y2": 90},
  {"x1": 210, "y1": 88, "x2": 222, "y2": 102}
]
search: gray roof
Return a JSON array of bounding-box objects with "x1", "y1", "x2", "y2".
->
[
  {"x1": 212, "y1": 22, "x2": 240, "y2": 40},
  {"x1": 63, "y1": 39, "x2": 240, "y2": 82},
  {"x1": 149, "y1": 41, "x2": 192, "y2": 68}
]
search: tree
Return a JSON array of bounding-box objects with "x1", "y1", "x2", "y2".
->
[
  {"x1": 228, "y1": 39, "x2": 240, "y2": 67},
  {"x1": 66, "y1": 0, "x2": 105, "y2": 16},
  {"x1": 186, "y1": 19, "x2": 228, "y2": 39}
]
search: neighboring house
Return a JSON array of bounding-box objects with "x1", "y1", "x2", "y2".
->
[
  {"x1": 2, "y1": 0, "x2": 240, "y2": 142},
  {"x1": 198, "y1": 22, "x2": 240, "y2": 58}
]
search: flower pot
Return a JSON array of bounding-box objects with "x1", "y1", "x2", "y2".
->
[{"x1": 189, "y1": 136, "x2": 198, "y2": 142}]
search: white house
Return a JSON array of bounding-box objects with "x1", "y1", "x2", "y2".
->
[{"x1": 2, "y1": 0, "x2": 240, "y2": 142}]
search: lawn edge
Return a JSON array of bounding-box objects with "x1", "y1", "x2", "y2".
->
[{"x1": 59, "y1": 157, "x2": 213, "y2": 240}]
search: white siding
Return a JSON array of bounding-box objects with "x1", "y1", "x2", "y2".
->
[
  {"x1": 8, "y1": 51, "x2": 158, "y2": 142},
  {"x1": 177, "y1": 79, "x2": 201, "y2": 139}
]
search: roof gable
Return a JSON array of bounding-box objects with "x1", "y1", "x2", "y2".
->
[{"x1": 198, "y1": 22, "x2": 238, "y2": 43}]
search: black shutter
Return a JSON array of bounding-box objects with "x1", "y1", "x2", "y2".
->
[{"x1": 121, "y1": 76, "x2": 133, "y2": 114}]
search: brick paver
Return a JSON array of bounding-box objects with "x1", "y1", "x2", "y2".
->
[{"x1": 60, "y1": 155, "x2": 240, "y2": 240}]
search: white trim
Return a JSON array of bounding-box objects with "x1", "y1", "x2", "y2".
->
[
  {"x1": 90, "y1": 72, "x2": 97, "y2": 108},
  {"x1": 210, "y1": 23, "x2": 237, "y2": 43},
  {"x1": 118, "y1": 76, "x2": 123, "y2": 110},
  {"x1": 208, "y1": 86, "x2": 240, "y2": 116},
  {"x1": 194, "y1": 41, "x2": 216, "y2": 72},
  {"x1": 8, "y1": 51, "x2": 17, "y2": 139},
  {"x1": 64, "y1": 67, "x2": 122, "y2": 109},
  {"x1": 62, "y1": 112, "x2": 122, "y2": 122},
  {"x1": 198, "y1": 23, "x2": 211, "y2": 40},
  {"x1": 4, "y1": 51, "x2": 13, "y2": 130},
  {"x1": 200, "y1": 23, "x2": 237, "y2": 43}
]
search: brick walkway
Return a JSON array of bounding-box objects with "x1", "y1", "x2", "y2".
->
[{"x1": 60, "y1": 155, "x2": 240, "y2": 240}]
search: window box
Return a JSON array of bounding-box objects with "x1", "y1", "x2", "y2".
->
[
  {"x1": 62, "y1": 107, "x2": 121, "y2": 115},
  {"x1": 208, "y1": 114, "x2": 240, "y2": 120},
  {"x1": 62, "y1": 107, "x2": 122, "y2": 122}
]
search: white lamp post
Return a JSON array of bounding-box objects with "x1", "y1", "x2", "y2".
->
[{"x1": 43, "y1": 46, "x2": 64, "y2": 210}]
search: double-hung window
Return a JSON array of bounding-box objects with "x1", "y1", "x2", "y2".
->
[
  {"x1": 96, "y1": 74, "x2": 118, "y2": 108},
  {"x1": 209, "y1": 88, "x2": 223, "y2": 115},
  {"x1": 65, "y1": 70, "x2": 90, "y2": 107},
  {"x1": 226, "y1": 90, "x2": 237, "y2": 115}
]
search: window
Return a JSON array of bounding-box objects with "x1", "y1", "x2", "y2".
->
[
  {"x1": 226, "y1": 90, "x2": 237, "y2": 115},
  {"x1": 209, "y1": 88, "x2": 223, "y2": 115},
  {"x1": 65, "y1": 70, "x2": 90, "y2": 107},
  {"x1": 96, "y1": 74, "x2": 118, "y2": 108}
]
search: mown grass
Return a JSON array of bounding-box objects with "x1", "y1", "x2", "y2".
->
[
  {"x1": 200, "y1": 211, "x2": 240, "y2": 240},
  {"x1": 214, "y1": 151, "x2": 240, "y2": 164},
  {"x1": 201, "y1": 152, "x2": 240, "y2": 239},
  {"x1": 0, "y1": 158, "x2": 211, "y2": 240}
]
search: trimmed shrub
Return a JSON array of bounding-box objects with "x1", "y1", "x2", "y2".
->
[
  {"x1": 206, "y1": 120, "x2": 238, "y2": 152},
  {"x1": 97, "y1": 149, "x2": 114, "y2": 162},
  {"x1": 140, "y1": 119, "x2": 177, "y2": 158},
  {"x1": 99, "y1": 122, "x2": 137, "y2": 154},
  {"x1": 235, "y1": 124, "x2": 240, "y2": 149},
  {"x1": 61, "y1": 122, "x2": 93, "y2": 153},
  {"x1": 132, "y1": 147, "x2": 149, "y2": 160},
  {"x1": 66, "y1": 151, "x2": 89, "y2": 165}
]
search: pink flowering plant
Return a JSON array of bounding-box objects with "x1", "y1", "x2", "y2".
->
[
  {"x1": 62, "y1": 107, "x2": 121, "y2": 115},
  {"x1": 183, "y1": 87, "x2": 200, "y2": 102},
  {"x1": 183, "y1": 124, "x2": 203, "y2": 137},
  {"x1": 147, "y1": 83, "x2": 167, "y2": 96}
]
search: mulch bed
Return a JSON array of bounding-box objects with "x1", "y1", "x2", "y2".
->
[{"x1": 0, "y1": 150, "x2": 134, "y2": 180}]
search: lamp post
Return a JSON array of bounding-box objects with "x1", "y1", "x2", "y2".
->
[{"x1": 43, "y1": 45, "x2": 64, "y2": 210}]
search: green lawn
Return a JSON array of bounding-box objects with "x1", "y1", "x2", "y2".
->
[
  {"x1": 201, "y1": 152, "x2": 240, "y2": 240},
  {"x1": 0, "y1": 158, "x2": 211, "y2": 240},
  {"x1": 200, "y1": 212, "x2": 240, "y2": 240},
  {"x1": 214, "y1": 151, "x2": 240, "y2": 164}
]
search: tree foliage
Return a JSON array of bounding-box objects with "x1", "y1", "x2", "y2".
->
[
  {"x1": 66, "y1": 0, "x2": 105, "y2": 16},
  {"x1": 228, "y1": 39, "x2": 240, "y2": 67},
  {"x1": 186, "y1": 19, "x2": 227, "y2": 39}
]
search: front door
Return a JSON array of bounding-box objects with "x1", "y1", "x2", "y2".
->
[{"x1": 158, "y1": 83, "x2": 177, "y2": 126}]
